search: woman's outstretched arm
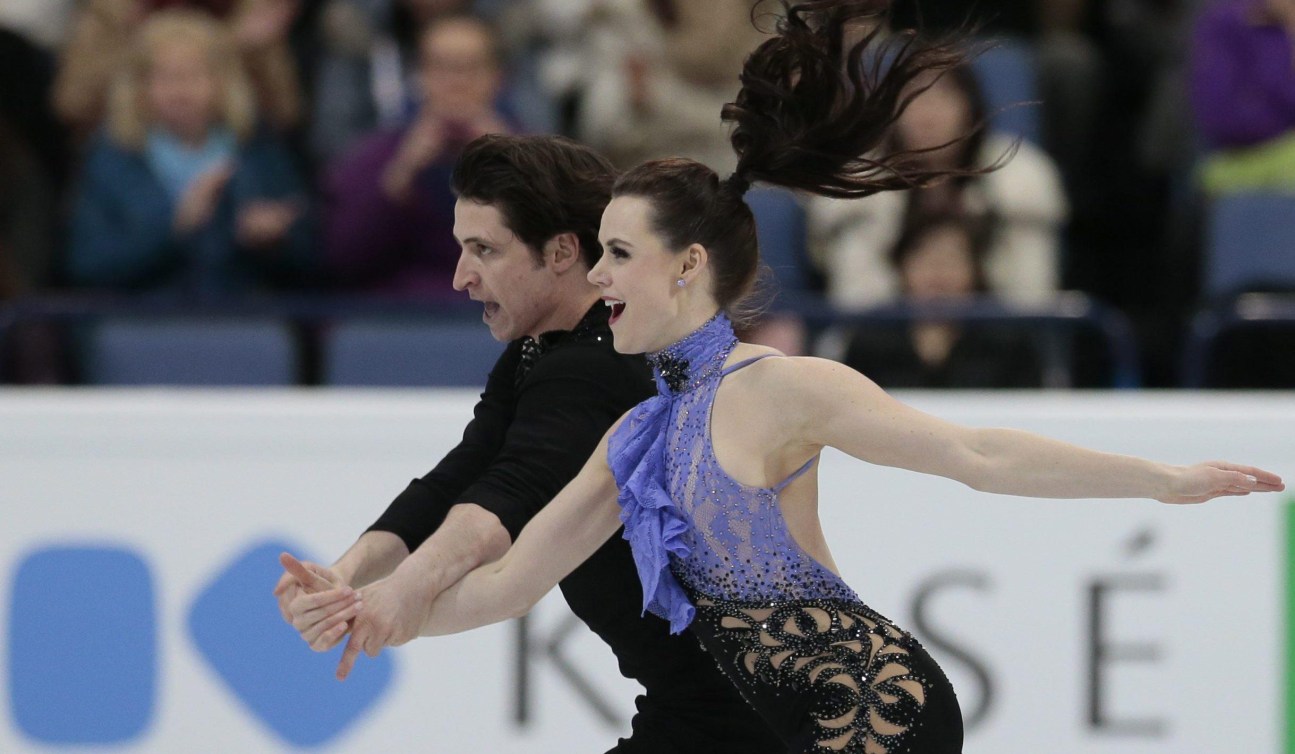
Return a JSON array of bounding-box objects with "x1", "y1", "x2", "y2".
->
[
  {"x1": 775, "y1": 357, "x2": 1284, "y2": 503},
  {"x1": 292, "y1": 425, "x2": 624, "y2": 681},
  {"x1": 411, "y1": 430, "x2": 623, "y2": 637}
]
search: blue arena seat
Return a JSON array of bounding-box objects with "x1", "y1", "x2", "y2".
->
[
  {"x1": 1204, "y1": 191, "x2": 1295, "y2": 301},
  {"x1": 323, "y1": 319, "x2": 503, "y2": 387},
  {"x1": 971, "y1": 38, "x2": 1042, "y2": 145},
  {"x1": 83, "y1": 317, "x2": 298, "y2": 386},
  {"x1": 746, "y1": 187, "x2": 810, "y2": 295}
]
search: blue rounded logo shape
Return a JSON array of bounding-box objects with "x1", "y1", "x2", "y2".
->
[
  {"x1": 8, "y1": 545, "x2": 157, "y2": 744},
  {"x1": 188, "y1": 540, "x2": 395, "y2": 747}
]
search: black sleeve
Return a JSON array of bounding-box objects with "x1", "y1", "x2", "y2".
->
[
  {"x1": 454, "y1": 344, "x2": 650, "y2": 541},
  {"x1": 366, "y1": 340, "x2": 523, "y2": 552}
]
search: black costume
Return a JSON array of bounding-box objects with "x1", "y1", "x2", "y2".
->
[{"x1": 369, "y1": 304, "x2": 786, "y2": 754}]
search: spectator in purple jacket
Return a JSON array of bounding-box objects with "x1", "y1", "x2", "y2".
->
[
  {"x1": 1189, "y1": 0, "x2": 1295, "y2": 192},
  {"x1": 321, "y1": 12, "x2": 512, "y2": 298}
]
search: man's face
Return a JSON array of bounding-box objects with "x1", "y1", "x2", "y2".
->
[
  {"x1": 419, "y1": 18, "x2": 501, "y2": 121},
  {"x1": 452, "y1": 200, "x2": 558, "y2": 342}
]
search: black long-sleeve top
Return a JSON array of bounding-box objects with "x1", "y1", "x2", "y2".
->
[{"x1": 368, "y1": 304, "x2": 784, "y2": 753}]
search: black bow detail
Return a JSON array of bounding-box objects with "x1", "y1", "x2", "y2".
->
[{"x1": 654, "y1": 351, "x2": 690, "y2": 394}]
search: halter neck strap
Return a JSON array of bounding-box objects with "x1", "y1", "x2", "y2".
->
[{"x1": 720, "y1": 353, "x2": 777, "y2": 377}]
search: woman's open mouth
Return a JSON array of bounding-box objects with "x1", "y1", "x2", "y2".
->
[{"x1": 604, "y1": 298, "x2": 626, "y2": 325}]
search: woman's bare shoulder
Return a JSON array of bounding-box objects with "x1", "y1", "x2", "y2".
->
[{"x1": 725, "y1": 347, "x2": 858, "y2": 393}]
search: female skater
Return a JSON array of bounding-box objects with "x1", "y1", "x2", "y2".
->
[{"x1": 294, "y1": 2, "x2": 1284, "y2": 751}]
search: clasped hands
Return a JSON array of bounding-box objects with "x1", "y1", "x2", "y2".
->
[{"x1": 274, "y1": 553, "x2": 426, "y2": 680}]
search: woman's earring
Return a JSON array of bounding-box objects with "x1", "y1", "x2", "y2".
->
[{"x1": 676, "y1": 278, "x2": 686, "y2": 288}]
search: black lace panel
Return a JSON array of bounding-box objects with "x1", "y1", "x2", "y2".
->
[{"x1": 690, "y1": 595, "x2": 949, "y2": 754}]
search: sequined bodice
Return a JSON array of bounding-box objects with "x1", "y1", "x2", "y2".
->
[
  {"x1": 663, "y1": 361, "x2": 858, "y2": 606},
  {"x1": 607, "y1": 314, "x2": 857, "y2": 634}
]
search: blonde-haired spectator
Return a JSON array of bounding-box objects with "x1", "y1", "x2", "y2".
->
[
  {"x1": 53, "y1": 0, "x2": 302, "y2": 142},
  {"x1": 106, "y1": 10, "x2": 258, "y2": 149},
  {"x1": 65, "y1": 9, "x2": 313, "y2": 296}
]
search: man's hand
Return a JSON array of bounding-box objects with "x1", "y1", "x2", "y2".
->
[
  {"x1": 335, "y1": 568, "x2": 430, "y2": 681},
  {"x1": 275, "y1": 552, "x2": 362, "y2": 652}
]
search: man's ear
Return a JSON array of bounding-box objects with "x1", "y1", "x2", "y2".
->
[{"x1": 544, "y1": 232, "x2": 583, "y2": 273}]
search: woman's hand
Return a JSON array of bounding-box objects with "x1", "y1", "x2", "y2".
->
[
  {"x1": 335, "y1": 571, "x2": 428, "y2": 680},
  {"x1": 1157, "y1": 462, "x2": 1285, "y2": 504}
]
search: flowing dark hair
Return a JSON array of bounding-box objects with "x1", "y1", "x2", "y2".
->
[{"x1": 613, "y1": 0, "x2": 995, "y2": 321}]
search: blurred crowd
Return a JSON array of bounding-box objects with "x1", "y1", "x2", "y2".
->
[{"x1": 0, "y1": 0, "x2": 1293, "y2": 387}]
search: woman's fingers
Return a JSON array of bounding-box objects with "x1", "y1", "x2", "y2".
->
[{"x1": 1211, "y1": 462, "x2": 1284, "y2": 487}]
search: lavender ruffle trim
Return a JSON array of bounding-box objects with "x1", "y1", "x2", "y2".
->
[{"x1": 607, "y1": 396, "x2": 696, "y2": 634}]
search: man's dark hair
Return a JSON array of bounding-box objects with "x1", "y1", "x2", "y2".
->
[{"x1": 451, "y1": 134, "x2": 617, "y2": 268}]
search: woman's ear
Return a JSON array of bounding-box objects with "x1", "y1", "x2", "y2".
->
[{"x1": 678, "y1": 243, "x2": 709, "y2": 284}]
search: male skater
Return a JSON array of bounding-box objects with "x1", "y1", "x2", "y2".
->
[{"x1": 276, "y1": 134, "x2": 783, "y2": 753}]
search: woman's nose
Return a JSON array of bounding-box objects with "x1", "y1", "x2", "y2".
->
[{"x1": 587, "y1": 258, "x2": 608, "y2": 287}]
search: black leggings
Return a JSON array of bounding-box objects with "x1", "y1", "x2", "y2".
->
[{"x1": 604, "y1": 689, "x2": 790, "y2": 754}]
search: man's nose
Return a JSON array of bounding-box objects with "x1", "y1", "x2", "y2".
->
[{"x1": 452, "y1": 252, "x2": 477, "y2": 291}]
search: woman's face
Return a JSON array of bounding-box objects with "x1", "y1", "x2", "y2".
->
[
  {"x1": 590, "y1": 196, "x2": 697, "y2": 354},
  {"x1": 896, "y1": 75, "x2": 973, "y2": 161},
  {"x1": 899, "y1": 225, "x2": 978, "y2": 300},
  {"x1": 146, "y1": 41, "x2": 218, "y2": 141}
]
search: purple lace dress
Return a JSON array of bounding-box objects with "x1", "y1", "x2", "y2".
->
[{"x1": 608, "y1": 314, "x2": 963, "y2": 754}]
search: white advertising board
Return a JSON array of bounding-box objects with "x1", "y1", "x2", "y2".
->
[{"x1": 0, "y1": 390, "x2": 1291, "y2": 753}]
